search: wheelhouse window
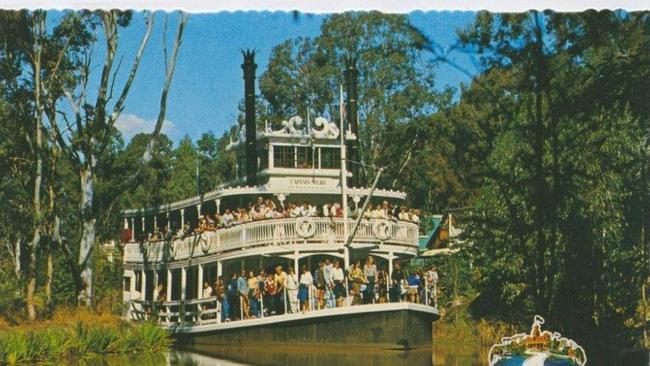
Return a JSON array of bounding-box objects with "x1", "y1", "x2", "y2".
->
[
  {"x1": 320, "y1": 148, "x2": 340, "y2": 169},
  {"x1": 296, "y1": 146, "x2": 314, "y2": 168},
  {"x1": 273, "y1": 145, "x2": 295, "y2": 168}
]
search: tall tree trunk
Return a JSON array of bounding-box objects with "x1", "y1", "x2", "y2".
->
[
  {"x1": 45, "y1": 148, "x2": 58, "y2": 308},
  {"x1": 26, "y1": 11, "x2": 45, "y2": 321},
  {"x1": 46, "y1": 248, "x2": 53, "y2": 308},
  {"x1": 14, "y1": 238, "x2": 21, "y2": 279},
  {"x1": 78, "y1": 164, "x2": 95, "y2": 307}
]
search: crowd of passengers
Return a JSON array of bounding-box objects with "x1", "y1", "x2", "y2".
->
[
  {"x1": 144, "y1": 196, "x2": 421, "y2": 241},
  {"x1": 152, "y1": 257, "x2": 438, "y2": 322}
]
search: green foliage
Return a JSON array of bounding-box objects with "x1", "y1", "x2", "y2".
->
[
  {"x1": 450, "y1": 10, "x2": 650, "y2": 360},
  {"x1": 0, "y1": 320, "x2": 171, "y2": 364}
]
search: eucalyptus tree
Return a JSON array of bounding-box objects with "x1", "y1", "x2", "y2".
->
[
  {"x1": 418, "y1": 10, "x2": 650, "y2": 359},
  {"x1": 45, "y1": 10, "x2": 188, "y2": 306}
]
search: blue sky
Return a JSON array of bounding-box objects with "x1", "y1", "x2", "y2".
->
[{"x1": 82, "y1": 11, "x2": 479, "y2": 143}]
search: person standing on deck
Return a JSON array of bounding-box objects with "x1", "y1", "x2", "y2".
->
[
  {"x1": 324, "y1": 258, "x2": 335, "y2": 308},
  {"x1": 363, "y1": 256, "x2": 377, "y2": 304},
  {"x1": 426, "y1": 266, "x2": 439, "y2": 306},
  {"x1": 227, "y1": 273, "x2": 239, "y2": 320},
  {"x1": 275, "y1": 265, "x2": 288, "y2": 314},
  {"x1": 390, "y1": 261, "x2": 406, "y2": 302},
  {"x1": 264, "y1": 272, "x2": 277, "y2": 315},
  {"x1": 237, "y1": 270, "x2": 249, "y2": 319},
  {"x1": 215, "y1": 276, "x2": 229, "y2": 321},
  {"x1": 286, "y1": 266, "x2": 299, "y2": 313},
  {"x1": 331, "y1": 260, "x2": 345, "y2": 307},
  {"x1": 257, "y1": 269, "x2": 266, "y2": 315},
  {"x1": 247, "y1": 271, "x2": 260, "y2": 318},
  {"x1": 298, "y1": 265, "x2": 313, "y2": 313},
  {"x1": 348, "y1": 261, "x2": 365, "y2": 306},
  {"x1": 314, "y1": 261, "x2": 327, "y2": 309}
]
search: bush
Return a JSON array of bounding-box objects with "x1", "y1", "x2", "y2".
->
[{"x1": 0, "y1": 311, "x2": 171, "y2": 364}]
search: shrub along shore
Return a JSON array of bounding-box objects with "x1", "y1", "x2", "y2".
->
[{"x1": 0, "y1": 309, "x2": 171, "y2": 365}]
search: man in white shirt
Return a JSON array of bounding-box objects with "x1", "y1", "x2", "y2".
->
[{"x1": 202, "y1": 281, "x2": 213, "y2": 298}]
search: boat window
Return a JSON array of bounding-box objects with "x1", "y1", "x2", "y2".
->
[
  {"x1": 296, "y1": 146, "x2": 314, "y2": 168},
  {"x1": 321, "y1": 147, "x2": 341, "y2": 169},
  {"x1": 273, "y1": 145, "x2": 295, "y2": 168}
]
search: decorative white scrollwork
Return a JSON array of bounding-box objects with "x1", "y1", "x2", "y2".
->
[
  {"x1": 276, "y1": 116, "x2": 305, "y2": 135},
  {"x1": 372, "y1": 220, "x2": 393, "y2": 241},
  {"x1": 311, "y1": 116, "x2": 340, "y2": 139},
  {"x1": 295, "y1": 217, "x2": 316, "y2": 239}
]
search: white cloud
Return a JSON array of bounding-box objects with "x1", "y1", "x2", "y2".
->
[{"x1": 115, "y1": 113, "x2": 178, "y2": 141}]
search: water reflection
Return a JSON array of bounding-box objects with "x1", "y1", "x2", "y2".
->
[
  {"x1": 170, "y1": 345, "x2": 436, "y2": 366},
  {"x1": 41, "y1": 346, "x2": 649, "y2": 365}
]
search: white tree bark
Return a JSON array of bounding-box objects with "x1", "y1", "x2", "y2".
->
[
  {"x1": 78, "y1": 164, "x2": 95, "y2": 306},
  {"x1": 26, "y1": 11, "x2": 45, "y2": 321}
]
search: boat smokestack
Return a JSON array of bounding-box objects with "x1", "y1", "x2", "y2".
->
[
  {"x1": 344, "y1": 57, "x2": 359, "y2": 187},
  {"x1": 242, "y1": 49, "x2": 258, "y2": 186}
]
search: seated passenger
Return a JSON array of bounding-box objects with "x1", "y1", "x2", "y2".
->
[
  {"x1": 250, "y1": 205, "x2": 263, "y2": 221},
  {"x1": 300, "y1": 201, "x2": 316, "y2": 217},
  {"x1": 289, "y1": 203, "x2": 301, "y2": 218},
  {"x1": 379, "y1": 201, "x2": 390, "y2": 219},
  {"x1": 240, "y1": 209, "x2": 251, "y2": 223},
  {"x1": 398, "y1": 207, "x2": 409, "y2": 221},
  {"x1": 330, "y1": 202, "x2": 343, "y2": 217},
  {"x1": 347, "y1": 202, "x2": 359, "y2": 218},
  {"x1": 363, "y1": 203, "x2": 374, "y2": 219},
  {"x1": 222, "y1": 208, "x2": 234, "y2": 227},
  {"x1": 322, "y1": 203, "x2": 331, "y2": 218},
  {"x1": 411, "y1": 209, "x2": 420, "y2": 224},
  {"x1": 371, "y1": 205, "x2": 383, "y2": 219},
  {"x1": 273, "y1": 205, "x2": 285, "y2": 219}
]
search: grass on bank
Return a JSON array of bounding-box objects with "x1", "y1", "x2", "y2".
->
[
  {"x1": 433, "y1": 296, "x2": 520, "y2": 352},
  {"x1": 0, "y1": 308, "x2": 171, "y2": 365}
]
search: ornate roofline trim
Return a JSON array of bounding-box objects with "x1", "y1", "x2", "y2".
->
[
  {"x1": 121, "y1": 184, "x2": 406, "y2": 217},
  {"x1": 227, "y1": 115, "x2": 357, "y2": 150}
]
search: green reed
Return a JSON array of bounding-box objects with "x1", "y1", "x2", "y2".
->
[{"x1": 0, "y1": 320, "x2": 171, "y2": 365}]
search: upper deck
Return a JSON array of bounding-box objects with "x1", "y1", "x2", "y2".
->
[{"x1": 123, "y1": 216, "x2": 420, "y2": 267}]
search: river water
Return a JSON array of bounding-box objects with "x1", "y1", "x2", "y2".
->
[{"x1": 63, "y1": 346, "x2": 648, "y2": 366}]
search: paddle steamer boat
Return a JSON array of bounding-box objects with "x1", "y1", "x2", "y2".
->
[{"x1": 120, "y1": 51, "x2": 439, "y2": 351}]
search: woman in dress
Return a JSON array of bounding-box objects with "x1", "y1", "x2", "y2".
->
[{"x1": 298, "y1": 265, "x2": 313, "y2": 313}]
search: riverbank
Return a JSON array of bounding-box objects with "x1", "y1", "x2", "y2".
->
[
  {"x1": 0, "y1": 308, "x2": 171, "y2": 364},
  {"x1": 432, "y1": 298, "x2": 519, "y2": 364}
]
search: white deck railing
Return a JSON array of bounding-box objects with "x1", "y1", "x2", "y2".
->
[{"x1": 123, "y1": 218, "x2": 419, "y2": 263}]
